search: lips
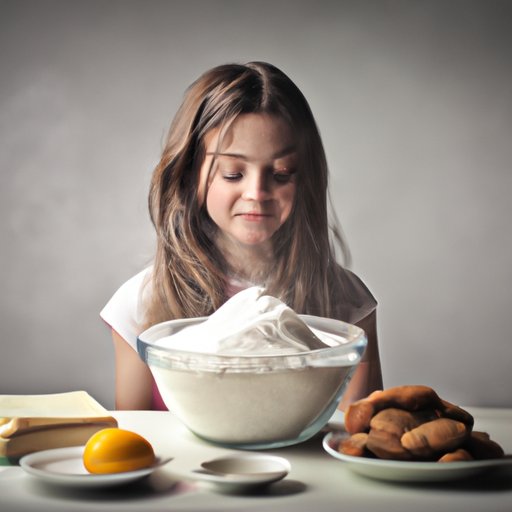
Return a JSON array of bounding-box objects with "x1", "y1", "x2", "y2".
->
[{"x1": 237, "y1": 212, "x2": 272, "y2": 221}]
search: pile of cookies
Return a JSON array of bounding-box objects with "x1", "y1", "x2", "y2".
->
[{"x1": 340, "y1": 385, "x2": 504, "y2": 462}]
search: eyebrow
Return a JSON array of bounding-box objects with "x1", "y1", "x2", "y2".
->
[{"x1": 206, "y1": 145, "x2": 297, "y2": 161}]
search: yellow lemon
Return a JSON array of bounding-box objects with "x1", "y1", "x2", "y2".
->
[{"x1": 83, "y1": 428, "x2": 155, "y2": 474}]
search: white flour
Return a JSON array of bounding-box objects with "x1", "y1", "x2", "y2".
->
[
  {"x1": 153, "y1": 364, "x2": 353, "y2": 444},
  {"x1": 155, "y1": 286, "x2": 340, "y2": 355}
]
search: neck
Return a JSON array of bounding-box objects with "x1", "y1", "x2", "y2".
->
[{"x1": 215, "y1": 234, "x2": 273, "y2": 283}]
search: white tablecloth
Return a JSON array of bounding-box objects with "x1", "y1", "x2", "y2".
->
[{"x1": 1, "y1": 407, "x2": 511, "y2": 512}]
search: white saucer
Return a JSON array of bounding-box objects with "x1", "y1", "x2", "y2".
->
[
  {"x1": 323, "y1": 431, "x2": 511, "y2": 483},
  {"x1": 187, "y1": 454, "x2": 290, "y2": 491},
  {"x1": 20, "y1": 446, "x2": 172, "y2": 488}
]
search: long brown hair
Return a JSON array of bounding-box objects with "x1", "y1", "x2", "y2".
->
[{"x1": 143, "y1": 61, "x2": 350, "y2": 328}]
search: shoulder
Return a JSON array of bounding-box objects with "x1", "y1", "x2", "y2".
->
[
  {"x1": 104, "y1": 267, "x2": 152, "y2": 313},
  {"x1": 331, "y1": 265, "x2": 377, "y2": 324},
  {"x1": 100, "y1": 267, "x2": 153, "y2": 349},
  {"x1": 114, "y1": 267, "x2": 152, "y2": 298}
]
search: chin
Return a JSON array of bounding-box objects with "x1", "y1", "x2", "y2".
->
[{"x1": 235, "y1": 234, "x2": 274, "y2": 247}]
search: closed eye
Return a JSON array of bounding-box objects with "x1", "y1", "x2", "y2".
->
[
  {"x1": 221, "y1": 172, "x2": 243, "y2": 181},
  {"x1": 272, "y1": 170, "x2": 296, "y2": 184}
]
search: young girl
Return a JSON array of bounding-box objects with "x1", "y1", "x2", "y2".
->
[{"x1": 101, "y1": 61, "x2": 382, "y2": 411}]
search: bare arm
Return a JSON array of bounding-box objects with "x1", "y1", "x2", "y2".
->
[
  {"x1": 112, "y1": 329, "x2": 154, "y2": 410},
  {"x1": 339, "y1": 309, "x2": 383, "y2": 411}
]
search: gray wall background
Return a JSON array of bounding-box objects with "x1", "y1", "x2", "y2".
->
[{"x1": 1, "y1": 0, "x2": 511, "y2": 409}]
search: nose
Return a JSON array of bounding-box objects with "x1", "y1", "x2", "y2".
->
[{"x1": 241, "y1": 171, "x2": 271, "y2": 201}]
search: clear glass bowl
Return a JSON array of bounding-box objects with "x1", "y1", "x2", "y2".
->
[{"x1": 137, "y1": 314, "x2": 367, "y2": 449}]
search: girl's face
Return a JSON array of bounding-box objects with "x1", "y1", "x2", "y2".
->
[{"x1": 198, "y1": 113, "x2": 297, "y2": 248}]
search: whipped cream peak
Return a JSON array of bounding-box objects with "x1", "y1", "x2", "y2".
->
[{"x1": 155, "y1": 286, "x2": 329, "y2": 355}]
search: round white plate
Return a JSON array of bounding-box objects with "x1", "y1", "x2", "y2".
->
[
  {"x1": 20, "y1": 446, "x2": 172, "y2": 488},
  {"x1": 323, "y1": 431, "x2": 510, "y2": 483}
]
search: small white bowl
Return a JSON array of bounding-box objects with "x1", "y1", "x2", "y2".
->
[{"x1": 189, "y1": 454, "x2": 291, "y2": 491}]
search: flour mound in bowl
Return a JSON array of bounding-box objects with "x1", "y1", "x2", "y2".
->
[{"x1": 155, "y1": 286, "x2": 336, "y2": 355}]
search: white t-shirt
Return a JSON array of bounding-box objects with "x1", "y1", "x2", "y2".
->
[
  {"x1": 100, "y1": 268, "x2": 151, "y2": 350},
  {"x1": 100, "y1": 266, "x2": 377, "y2": 352}
]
